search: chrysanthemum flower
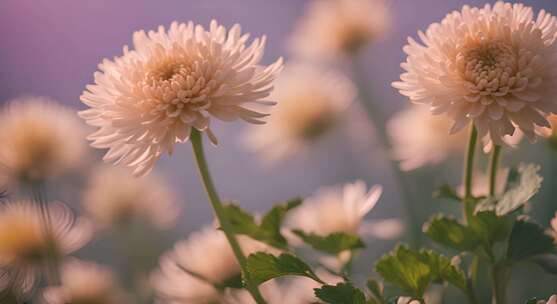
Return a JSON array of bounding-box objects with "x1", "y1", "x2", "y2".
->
[
  {"x1": 42, "y1": 259, "x2": 129, "y2": 304},
  {"x1": 151, "y1": 225, "x2": 276, "y2": 303},
  {"x1": 0, "y1": 97, "x2": 86, "y2": 186},
  {"x1": 286, "y1": 180, "x2": 384, "y2": 237},
  {"x1": 82, "y1": 165, "x2": 178, "y2": 229},
  {"x1": 0, "y1": 201, "x2": 92, "y2": 297},
  {"x1": 388, "y1": 106, "x2": 468, "y2": 171},
  {"x1": 244, "y1": 64, "x2": 355, "y2": 162},
  {"x1": 392, "y1": 2, "x2": 557, "y2": 147},
  {"x1": 80, "y1": 20, "x2": 283, "y2": 176},
  {"x1": 289, "y1": 0, "x2": 389, "y2": 59}
]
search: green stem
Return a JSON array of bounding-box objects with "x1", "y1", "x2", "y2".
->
[
  {"x1": 488, "y1": 145, "x2": 501, "y2": 197},
  {"x1": 490, "y1": 264, "x2": 509, "y2": 304},
  {"x1": 463, "y1": 126, "x2": 478, "y2": 223},
  {"x1": 350, "y1": 56, "x2": 421, "y2": 248},
  {"x1": 190, "y1": 130, "x2": 267, "y2": 304}
]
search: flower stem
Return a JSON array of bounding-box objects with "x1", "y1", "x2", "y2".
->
[
  {"x1": 190, "y1": 130, "x2": 267, "y2": 304},
  {"x1": 31, "y1": 183, "x2": 60, "y2": 285},
  {"x1": 350, "y1": 56, "x2": 421, "y2": 248},
  {"x1": 488, "y1": 145, "x2": 502, "y2": 197},
  {"x1": 463, "y1": 126, "x2": 478, "y2": 223},
  {"x1": 490, "y1": 264, "x2": 509, "y2": 304}
]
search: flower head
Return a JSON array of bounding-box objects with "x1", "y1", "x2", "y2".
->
[
  {"x1": 0, "y1": 97, "x2": 86, "y2": 186},
  {"x1": 82, "y1": 165, "x2": 178, "y2": 229},
  {"x1": 0, "y1": 201, "x2": 92, "y2": 297},
  {"x1": 151, "y1": 225, "x2": 275, "y2": 303},
  {"x1": 80, "y1": 20, "x2": 283, "y2": 176},
  {"x1": 244, "y1": 64, "x2": 355, "y2": 162},
  {"x1": 42, "y1": 259, "x2": 129, "y2": 304},
  {"x1": 392, "y1": 2, "x2": 557, "y2": 147},
  {"x1": 289, "y1": 0, "x2": 389, "y2": 59}
]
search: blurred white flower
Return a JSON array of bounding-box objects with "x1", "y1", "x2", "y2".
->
[
  {"x1": 244, "y1": 64, "x2": 355, "y2": 162},
  {"x1": 457, "y1": 168, "x2": 509, "y2": 198},
  {"x1": 80, "y1": 20, "x2": 283, "y2": 176},
  {"x1": 0, "y1": 97, "x2": 86, "y2": 186},
  {"x1": 281, "y1": 269, "x2": 343, "y2": 304},
  {"x1": 151, "y1": 225, "x2": 276, "y2": 303},
  {"x1": 538, "y1": 296, "x2": 557, "y2": 304},
  {"x1": 42, "y1": 259, "x2": 129, "y2": 304},
  {"x1": 286, "y1": 180, "x2": 384, "y2": 237},
  {"x1": 0, "y1": 201, "x2": 92, "y2": 297},
  {"x1": 392, "y1": 2, "x2": 557, "y2": 148},
  {"x1": 82, "y1": 165, "x2": 178, "y2": 229},
  {"x1": 388, "y1": 106, "x2": 468, "y2": 171},
  {"x1": 289, "y1": 0, "x2": 389, "y2": 59}
]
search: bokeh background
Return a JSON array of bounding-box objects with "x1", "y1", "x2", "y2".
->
[{"x1": 2, "y1": 0, "x2": 557, "y2": 302}]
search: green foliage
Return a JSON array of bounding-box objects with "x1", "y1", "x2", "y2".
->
[
  {"x1": 223, "y1": 199, "x2": 301, "y2": 249},
  {"x1": 532, "y1": 254, "x2": 557, "y2": 275},
  {"x1": 375, "y1": 245, "x2": 466, "y2": 298},
  {"x1": 525, "y1": 299, "x2": 541, "y2": 304},
  {"x1": 366, "y1": 279, "x2": 385, "y2": 304},
  {"x1": 245, "y1": 252, "x2": 322, "y2": 285},
  {"x1": 475, "y1": 164, "x2": 543, "y2": 216},
  {"x1": 506, "y1": 220, "x2": 555, "y2": 262},
  {"x1": 314, "y1": 282, "x2": 367, "y2": 304},
  {"x1": 292, "y1": 230, "x2": 365, "y2": 255},
  {"x1": 424, "y1": 215, "x2": 481, "y2": 251},
  {"x1": 433, "y1": 184, "x2": 461, "y2": 201}
]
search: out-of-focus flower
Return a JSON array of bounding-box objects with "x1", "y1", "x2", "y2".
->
[
  {"x1": 538, "y1": 114, "x2": 557, "y2": 147},
  {"x1": 388, "y1": 106, "x2": 468, "y2": 171},
  {"x1": 538, "y1": 296, "x2": 557, "y2": 304},
  {"x1": 289, "y1": 0, "x2": 389, "y2": 59},
  {"x1": 392, "y1": 2, "x2": 557, "y2": 148},
  {"x1": 151, "y1": 225, "x2": 276, "y2": 303},
  {"x1": 244, "y1": 64, "x2": 355, "y2": 162},
  {"x1": 42, "y1": 259, "x2": 129, "y2": 304},
  {"x1": 457, "y1": 168, "x2": 509, "y2": 198},
  {"x1": 0, "y1": 201, "x2": 92, "y2": 297},
  {"x1": 80, "y1": 20, "x2": 283, "y2": 176},
  {"x1": 82, "y1": 165, "x2": 178, "y2": 229},
  {"x1": 281, "y1": 269, "x2": 343, "y2": 304},
  {"x1": 0, "y1": 97, "x2": 86, "y2": 186},
  {"x1": 286, "y1": 180, "x2": 384, "y2": 236}
]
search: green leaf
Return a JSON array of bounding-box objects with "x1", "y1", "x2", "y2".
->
[
  {"x1": 433, "y1": 184, "x2": 461, "y2": 201},
  {"x1": 532, "y1": 254, "x2": 557, "y2": 275},
  {"x1": 525, "y1": 299, "x2": 540, "y2": 304},
  {"x1": 245, "y1": 252, "x2": 321, "y2": 286},
  {"x1": 424, "y1": 215, "x2": 481, "y2": 251},
  {"x1": 292, "y1": 230, "x2": 365, "y2": 255},
  {"x1": 475, "y1": 164, "x2": 543, "y2": 216},
  {"x1": 220, "y1": 273, "x2": 244, "y2": 289},
  {"x1": 468, "y1": 211, "x2": 512, "y2": 246},
  {"x1": 366, "y1": 279, "x2": 384, "y2": 302},
  {"x1": 507, "y1": 220, "x2": 555, "y2": 261},
  {"x1": 314, "y1": 283, "x2": 367, "y2": 304},
  {"x1": 223, "y1": 199, "x2": 301, "y2": 249},
  {"x1": 375, "y1": 246, "x2": 466, "y2": 298}
]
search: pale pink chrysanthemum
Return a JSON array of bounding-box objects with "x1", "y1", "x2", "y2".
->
[
  {"x1": 0, "y1": 201, "x2": 92, "y2": 298},
  {"x1": 82, "y1": 165, "x2": 178, "y2": 229},
  {"x1": 244, "y1": 63, "x2": 355, "y2": 162},
  {"x1": 289, "y1": 0, "x2": 389, "y2": 59},
  {"x1": 0, "y1": 97, "x2": 86, "y2": 186},
  {"x1": 80, "y1": 20, "x2": 283, "y2": 176},
  {"x1": 151, "y1": 225, "x2": 277, "y2": 304},
  {"x1": 42, "y1": 259, "x2": 129, "y2": 304},
  {"x1": 392, "y1": 2, "x2": 557, "y2": 147}
]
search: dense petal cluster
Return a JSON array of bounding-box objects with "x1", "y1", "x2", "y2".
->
[
  {"x1": 0, "y1": 201, "x2": 92, "y2": 298},
  {"x1": 392, "y1": 2, "x2": 557, "y2": 146},
  {"x1": 42, "y1": 259, "x2": 129, "y2": 304},
  {"x1": 151, "y1": 225, "x2": 276, "y2": 303},
  {"x1": 244, "y1": 64, "x2": 355, "y2": 162},
  {"x1": 80, "y1": 20, "x2": 283, "y2": 176},
  {"x1": 0, "y1": 97, "x2": 86, "y2": 186},
  {"x1": 82, "y1": 165, "x2": 178, "y2": 229},
  {"x1": 289, "y1": 0, "x2": 389, "y2": 59}
]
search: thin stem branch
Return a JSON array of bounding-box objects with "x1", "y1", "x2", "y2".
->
[
  {"x1": 350, "y1": 56, "x2": 421, "y2": 248},
  {"x1": 490, "y1": 264, "x2": 508, "y2": 304},
  {"x1": 463, "y1": 126, "x2": 478, "y2": 223},
  {"x1": 190, "y1": 130, "x2": 266, "y2": 304},
  {"x1": 488, "y1": 145, "x2": 502, "y2": 197}
]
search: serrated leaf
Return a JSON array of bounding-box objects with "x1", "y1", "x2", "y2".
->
[
  {"x1": 468, "y1": 211, "x2": 512, "y2": 246},
  {"x1": 424, "y1": 216, "x2": 481, "y2": 251},
  {"x1": 366, "y1": 279, "x2": 384, "y2": 302},
  {"x1": 314, "y1": 283, "x2": 366, "y2": 304},
  {"x1": 223, "y1": 200, "x2": 300, "y2": 249},
  {"x1": 506, "y1": 220, "x2": 556, "y2": 261},
  {"x1": 245, "y1": 252, "x2": 322, "y2": 285},
  {"x1": 433, "y1": 184, "x2": 460, "y2": 201},
  {"x1": 292, "y1": 230, "x2": 365, "y2": 255},
  {"x1": 475, "y1": 164, "x2": 542, "y2": 216},
  {"x1": 532, "y1": 254, "x2": 557, "y2": 275},
  {"x1": 375, "y1": 246, "x2": 466, "y2": 298}
]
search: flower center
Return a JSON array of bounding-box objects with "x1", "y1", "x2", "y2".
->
[{"x1": 458, "y1": 41, "x2": 517, "y2": 96}]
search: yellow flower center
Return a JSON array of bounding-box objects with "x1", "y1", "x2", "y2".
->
[{"x1": 0, "y1": 218, "x2": 46, "y2": 263}]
